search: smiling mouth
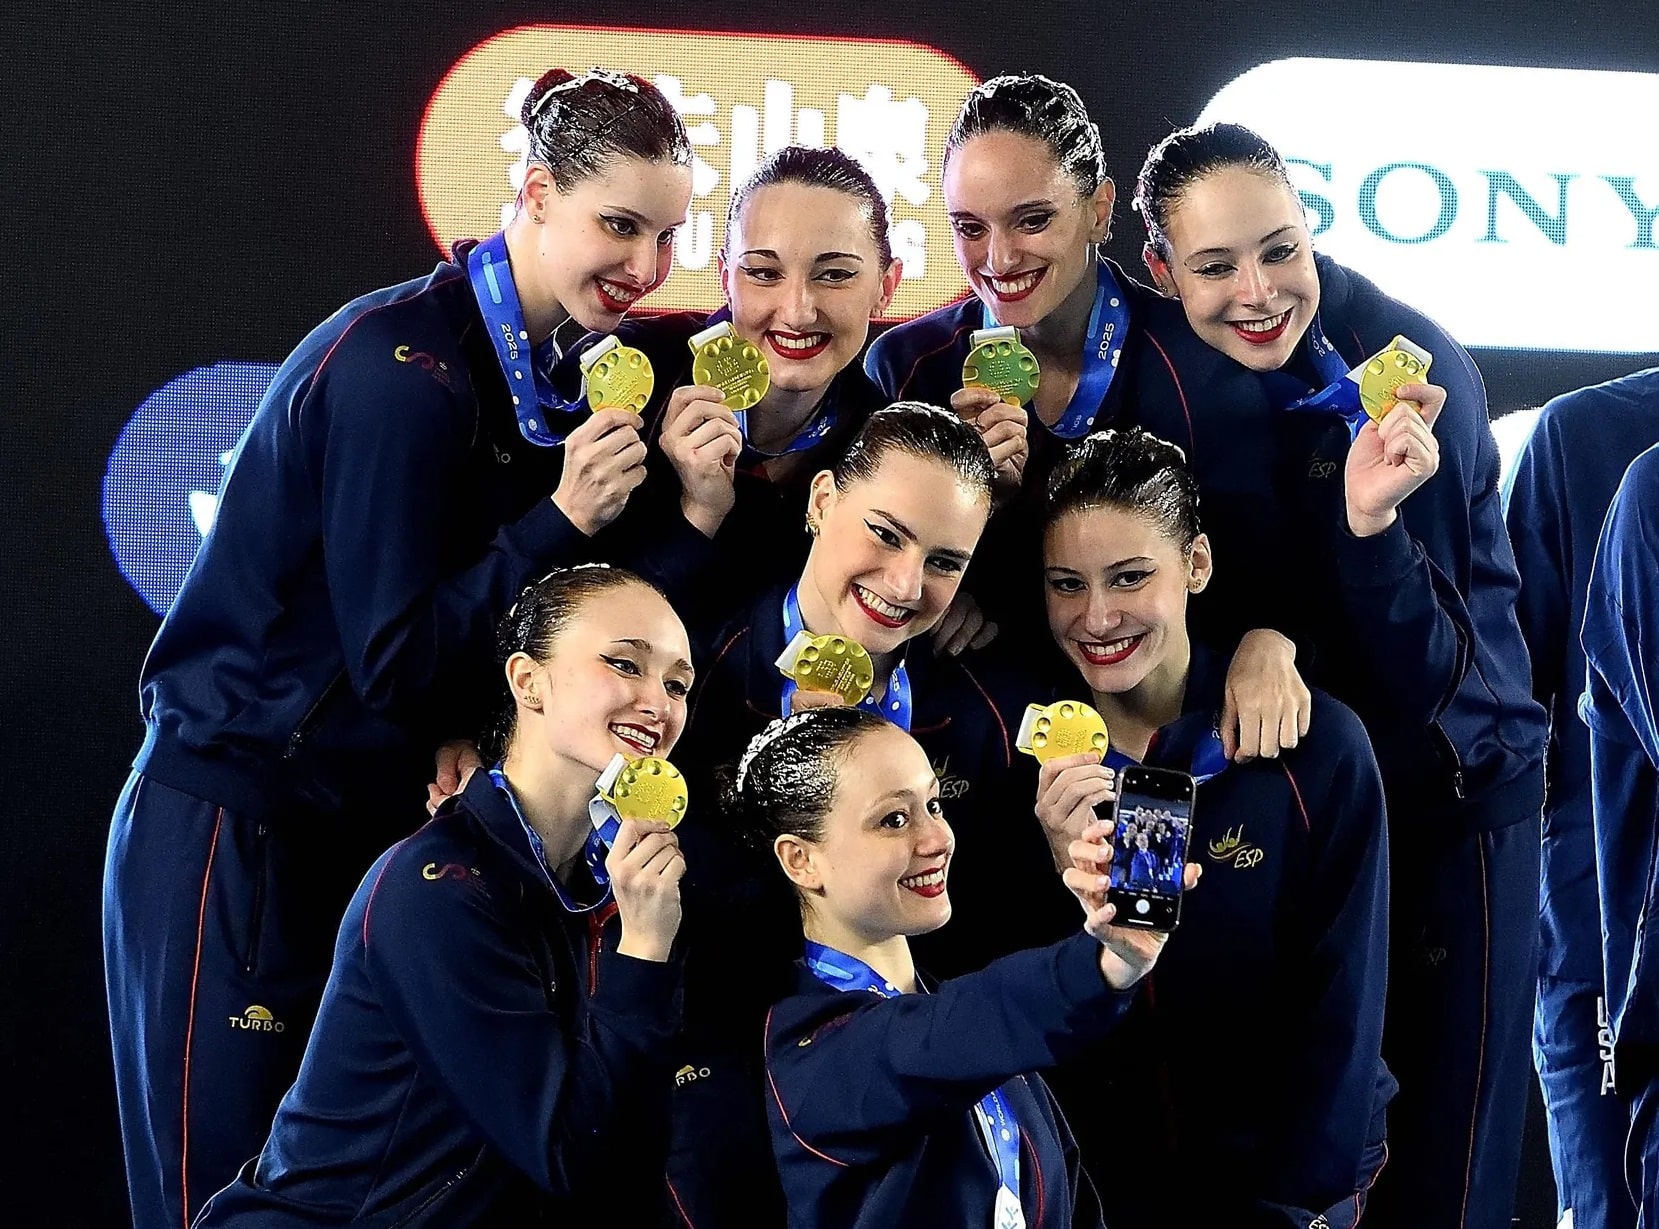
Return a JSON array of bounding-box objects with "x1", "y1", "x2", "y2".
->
[
  {"x1": 609, "y1": 722, "x2": 660, "y2": 756},
  {"x1": 852, "y1": 584, "x2": 915, "y2": 629},
  {"x1": 983, "y1": 268, "x2": 1045, "y2": 302},
  {"x1": 765, "y1": 330, "x2": 831, "y2": 361},
  {"x1": 595, "y1": 278, "x2": 645, "y2": 311},
  {"x1": 899, "y1": 866, "x2": 947, "y2": 898},
  {"x1": 1076, "y1": 634, "x2": 1144, "y2": 666},
  {"x1": 1229, "y1": 309, "x2": 1291, "y2": 344}
]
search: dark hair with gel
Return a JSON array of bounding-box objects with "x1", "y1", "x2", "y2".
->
[
  {"x1": 830, "y1": 401, "x2": 995, "y2": 502},
  {"x1": 720, "y1": 708, "x2": 893, "y2": 861},
  {"x1": 724, "y1": 145, "x2": 894, "y2": 267},
  {"x1": 1043, "y1": 427, "x2": 1202, "y2": 551},
  {"x1": 482, "y1": 564, "x2": 663, "y2": 761},
  {"x1": 944, "y1": 73, "x2": 1107, "y2": 195},
  {"x1": 1133, "y1": 122, "x2": 1294, "y2": 259},
  {"x1": 521, "y1": 67, "x2": 692, "y2": 191}
]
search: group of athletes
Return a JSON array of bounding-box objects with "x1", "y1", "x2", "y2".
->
[{"x1": 100, "y1": 62, "x2": 1659, "y2": 1229}]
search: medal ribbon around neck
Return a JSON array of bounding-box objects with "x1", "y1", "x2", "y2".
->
[
  {"x1": 803, "y1": 940, "x2": 1023, "y2": 1227},
  {"x1": 467, "y1": 232, "x2": 592, "y2": 446},
  {"x1": 980, "y1": 259, "x2": 1129, "y2": 440},
  {"x1": 781, "y1": 584, "x2": 913, "y2": 729},
  {"x1": 489, "y1": 767, "x2": 613, "y2": 913},
  {"x1": 703, "y1": 306, "x2": 840, "y2": 460},
  {"x1": 1103, "y1": 722, "x2": 1230, "y2": 786},
  {"x1": 1262, "y1": 314, "x2": 1369, "y2": 441}
]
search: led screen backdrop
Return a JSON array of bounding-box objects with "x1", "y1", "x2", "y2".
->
[{"x1": 7, "y1": 2, "x2": 1654, "y2": 1222}]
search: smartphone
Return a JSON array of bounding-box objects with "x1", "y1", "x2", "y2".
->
[{"x1": 1100, "y1": 765, "x2": 1197, "y2": 932}]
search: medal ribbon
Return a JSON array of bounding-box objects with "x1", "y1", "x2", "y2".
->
[
  {"x1": 704, "y1": 306, "x2": 839, "y2": 459},
  {"x1": 782, "y1": 584, "x2": 913, "y2": 730},
  {"x1": 1102, "y1": 722, "x2": 1229, "y2": 785},
  {"x1": 490, "y1": 767, "x2": 613, "y2": 912},
  {"x1": 1263, "y1": 313, "x2": 1367, "y2": 441},
  {"x1": 466, "y1": 232, "x2": 591, "y2": 446},
  {"x1": 980, "y1": 260, "x2": 1129, "y2": 440},
  {"x1": 803, "y1": 940, "x2": 1022, "y2": 1225}
]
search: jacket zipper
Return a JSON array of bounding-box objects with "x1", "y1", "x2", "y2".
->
[
  {"x1": 1428, "y1": 721, "x2": 1467, "y2": 800},
  {"x1": 587, "y1": 901, "x2": 620, "y2": 997},
  {"x1": 387, "y1": 1161, "x2": 472, "y2": 1229},
  {"x1": 242, "y1": 820, "x2": 269, "y2": 973},
  {"x1": 283, "y1": 672, "x2": 345, "y2": 760}
]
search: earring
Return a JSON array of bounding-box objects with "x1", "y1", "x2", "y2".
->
[
  {"x1": 533, "y1": 212, "x2": 544, "y2": 224},
  {"x1": 522, "y1": 690, "x2": 541, "y2": 709},
  {"x1": 805, "y1": 515, "x2": 820, "y2": 537}
]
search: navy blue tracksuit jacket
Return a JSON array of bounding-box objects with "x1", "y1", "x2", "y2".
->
[
  {"x1": 663, "y1": 583, "x2": 1030, "y2": 1227},
  {"x1": 1129, "y1": 256, "x2": 1545, "y2": 1229},
  {"x1": 765, "y1": 931, "x2": 1128, "y2": 1229},
  {"x1": 938, "y1": 645, "x2": 1395, "y2": 1225},
  {"x1": 1580, "y1": 443, "x2": 1659, "y2": 1223},
  {"x1": 1504, "y1": 368, "x2": 1659, "y2": 1229},
  {"x1": 193, "y1": 769, "x2": 684, "y2": 1228}
]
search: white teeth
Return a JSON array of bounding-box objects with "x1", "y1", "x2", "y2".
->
[
  {"x1": 771, "y1": 333, "x2": 827, "y2": 351},
  {"x1": 1234, "y1": 311, "x2": 1288, "y2": 333},
  {"x1": 900, "y1": 868, "x2": 945, "y2": 888},
  {"x1": 600, "y1": 280, "x2": 641, "y2": 303},
  {"x1": 988, "y1": 270, "x2": 1041, "y2": 294},
  {"x1": 1082, "y1": 635, "x2": 1137, "y2": 656},
  {"x1": 855, "y1": 586, "x2": 913, "y2": 621},
  {"x1": 610, "y1": 723, "x2": 658, "y2": 752}
]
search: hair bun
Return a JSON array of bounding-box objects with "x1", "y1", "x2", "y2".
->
[{"x1": 521, "y1": 67, "x2": 580, "y2": 127}]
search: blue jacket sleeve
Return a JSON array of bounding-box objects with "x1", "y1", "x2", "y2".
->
[
  {"x1": 1254, "y1": 696, "x2": 1391, "y2": 1215},
  {"x1": 764, "y1": 931, "x2": 1131, "y2": 1166},
  {"x1": 1330, "y1": 313, "x2": 1484, "y2": 725},
  {"x1": 1502, "y1": 409, "x2": 1570, "y2": 709},
  {"x1": 1583, "y1": 447, "x2": 1659, "y2": 771},
  {"x1": 360, "y1": 841, "x2": 682, "y2": 1192},
  {"x1": 863, "y1": 329, "x2": 903, "y2": 400},
  {"x1": 304, "y1": 335, "x2": 590, "y2": 721}
]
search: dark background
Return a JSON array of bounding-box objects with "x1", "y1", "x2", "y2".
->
[{"x1": 6, "y1": 2, "x2": 1655, "y2": 1223}]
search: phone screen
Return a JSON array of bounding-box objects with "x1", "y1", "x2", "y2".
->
[{"x1": 1106, "y1": 768, "x2": 1195, "y2": 930}]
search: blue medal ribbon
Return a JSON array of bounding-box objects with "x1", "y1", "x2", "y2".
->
[
  {"x1": 1102, "y1": 722, "x2": 1229, "y2": 785},
  {"x1": 703, "y1": 306, "x2": 840, "y2": 459},
  {"x1": 782, "y1": 584, "x2": 913, "y2": 730},
  {"x1": 803, "y1": 940, "x2": 1023, "y2": 1224},
  {"x1": 489, "y1": 767, "x2": 613, "y2": 913},
  {"x1": 466, "y1": 232, "x2": 592, "y2": 446},
  {"x1": 980, "y1": 259, "x2": 1129, "y2": 440},
  {"x1": 1263, "y1": 314, "x2": 1368, "y2": 441}
]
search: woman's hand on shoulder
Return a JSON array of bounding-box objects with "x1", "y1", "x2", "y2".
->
[
  {"x1": 1344, "y1": 383, "x2": 1444, "y2": 537},
  {"x1": 426, "y1": 739, "x2": 483, "y2": 814},
  {"x1": 1062, "y1": 820, "x2": 1201, "y2": 991},
  {"x1": 1221, "y1": 628, "x2": 1313, "y2": 761},
  {"x1": 660, "y1": 384, "x2": 742, "y2": 539},
  {"x1": 929, "y1": 590, "x2": 999, "y2": 657},
  {"x1": 1035, "y1": 752, "x2": 1116, "y2": 868},
  {"x1": 553, "y1": 409, "x2": 649, "y2": 536},
  {"x1": 608, "y1": 819, "x2": 686, "y2": 963}
]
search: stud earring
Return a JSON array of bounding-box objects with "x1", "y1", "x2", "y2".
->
[
  {"x1": 522, "y1": 690, "x2": 541, "y2": 709},
  {"x1": 805, "y1": 515, "x2": 820, "y2": 537}
]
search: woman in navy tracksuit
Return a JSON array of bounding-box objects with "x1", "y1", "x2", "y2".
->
[
  {"x1": 103, "y1": 69, "x2": 699, "y2": 1229},
  {"x1": 1127, "y1": 121, "x2": 1548, "y2": 1229},
  {"x1": 1502, "y1": 368, "x2": 1659, "y2": 1229},
  {"x1": 606, "y1": 146, "x2": 903, "y2": 632},
  {"x1": 732, "y1": 706, "x2": 1173, "y2": 1229},
  {"x1": 989, "y1": 427, "x2": 1393, "y2": 1226},
  {"x1": 866, "y1": 74, "x2": 1312, "y2": 762},
  {"x1": 195, "y1": 565, "x2": 693, "y2": 1228},
  {"x1": 665, "y1": 403, "x2": 1041, "y2": 1224}
]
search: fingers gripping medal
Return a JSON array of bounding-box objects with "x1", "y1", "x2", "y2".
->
[
  {"x1": 963, "y1": 325, "x2": 1040, "y2": 407},
  {"x1": 775, "y1": 630, "x2": 876, "y2": 707},
  {"x1": 1015, "y1": 701, "x2": 1110, "y2": 764},
  {"x1": 689, "y1": 321, "x2": 770, "y2": 411},
  {"x1": 579, "y1": 334, "x2": 655, "y2": 413},
  {"x1": 590, "y1": 754, "x2": 689, "y2": 850},
  {"x1": 1351, "y1": 335, "x2": 1434, "y2": 422}
]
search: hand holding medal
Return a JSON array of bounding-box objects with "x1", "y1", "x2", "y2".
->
[
  {"x1": 1021, "y1": 701, "x2": 1118, "y2": 863},
  {"x1": 1342, "y1": 338, "x2": 1445, "y2": 538},
  {"x1": 660, "y1": 382, "x2": 743, "y2": 538}
]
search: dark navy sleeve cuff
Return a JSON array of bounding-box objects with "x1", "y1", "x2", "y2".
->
[
  {"x1": 1335, "y1": 515, "x2": 1419, "y2": 588},
  {"x1": 1051, "y1": 930, "x2": 1134, "y2": 1024},
  {"x1": 591, "y1": 948, "x2": 683, "y2": 1039},
  {"x1": 501, "y1": 495, "x2": 589, "y2": 566}
]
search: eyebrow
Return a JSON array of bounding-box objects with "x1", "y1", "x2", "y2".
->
[
  {"x1": 948, "y1": 197, "x2": 1057, "y2": 221},
  {"x1": 869, "y1": 508, "x2": 974, "y2": 564},
  {"x1": 610, "y1": 638, "x2": 695, "y2": 677},
  {"x1": 739, "y1": 248, "x2": 865, "y2": 263},
  {"x1": 606, "y1": 204, "x2": 682, "y2": 231},
  {"x1": 1187, "y1": 224, "x2": 1297, "y2": 262},
  {"x1": 1043, "y1": 556, "x2": 1156, "y2": 573}
]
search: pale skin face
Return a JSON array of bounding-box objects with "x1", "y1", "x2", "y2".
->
[
  {"x1": 1143, "y1": 166, "x2": 1321, "y2": 373},
  {"x1": 944, "y1": 130, "x2": 1114, "y2": 333},
  {"x1": 798, "y1": 452, "x2": 990, "y2": 659},
  {"x1": 720, "y1": 181, "x2": 902, "y2": 397},
  {"x1": 513, "y1": 155, "x2": 694, "y2": 336},
  {"x1": 774, "y1": 724, "x2": 955, "y2": 949},
  {"x1": 1042, "y1": 504, "x2": 1211, "y2": 700}
]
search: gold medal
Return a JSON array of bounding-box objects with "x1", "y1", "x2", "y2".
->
[
  {"x1": 580, "y1": 334, "x2": 655, "y2": 413},
  {"x1": 1015, "y1": 701, "x2": 1110, "y2": 764},
  {"x1": 962, "y1": 325, "x2": 1040, "y2": 406},
  {"x1": 596, "y1": 754, "x2": 689, "y2": 827},
  {"x1": 688, "y1": 321, "x2": 771, "y2": 411},
  {"x1": 1353, "y1": 335, "x2": 1433, "y2": 422},
  {"x1": 775, "y1": 629, "x2": 875, "y2": 707}
]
